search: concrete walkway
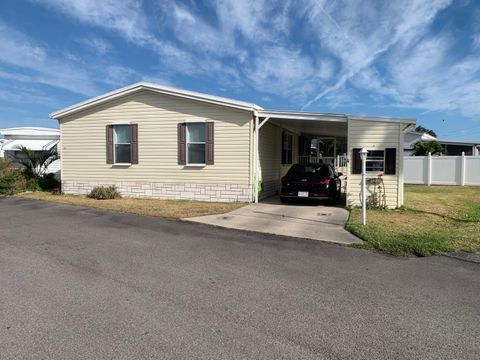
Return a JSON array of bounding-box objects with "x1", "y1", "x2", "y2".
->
[{"x1": 186, "y1": 197, "x2": 362, "y2": 244}]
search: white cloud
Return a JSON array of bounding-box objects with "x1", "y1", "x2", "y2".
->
[
  {"x1": 301, "y1": 0, "x2": 453, "y2": 108},
  {"x1": 473, "y1": 34, "x2": 480, "y2": 50},
  {"x1": 103, "y1": 65, "x2": 138, "y2": 87},
  {"x1": 33, "y1": 0, "x2": 151, "y2": 43},
  {"x1": 26, "y1": 0, "x2": 480, "y2": 119},
  {"x1": 387, "y1": 36, "x2": 480, "y2": 117},
  {"x1": 78, "y1": 36, "x2": 112, "y2": 55},
  {"x1": 247, "y1": 46, "x2": 317, "y2": 100},
  {"x1": 0, "y1": 21, "x2": 100, "y2": 96}
]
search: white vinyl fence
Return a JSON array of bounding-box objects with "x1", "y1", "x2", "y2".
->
[{"x1": 404, "y1": 153, "x2": 480, "y2": 186}]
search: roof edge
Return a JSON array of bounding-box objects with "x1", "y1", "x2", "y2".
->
[
  {"x1": 50, "y1": 82, "x2": 263, "y2": 119},
  {"x1": 347, "y1": 114, "x2": 416, "y2": 124}
]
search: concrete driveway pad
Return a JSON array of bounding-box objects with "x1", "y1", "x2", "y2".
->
[{"x1": 186, "y1": 197, "x2": 362, "y2": 244}]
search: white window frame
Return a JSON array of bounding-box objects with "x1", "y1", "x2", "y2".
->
[
  {"x1": 186, "y1": 122, "x2": 206, "y2": 166},
  {"x1": 365, "y1": 149, "x2": 385, "y2": 173},
  {"x1": 113, "y1": 124, "x2": 132, "y2": 165}
]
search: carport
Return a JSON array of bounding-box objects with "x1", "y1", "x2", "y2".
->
[
  {"x1": 253, "y1": 110, "x2": 415, "y2": 209},
  {"x1": 253, "y1": 110, "x2": 349, "y2": 204}
]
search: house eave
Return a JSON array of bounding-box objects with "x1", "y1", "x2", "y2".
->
[{"x1": 50, "y1": 82, "x2": 263, "y2": 120}]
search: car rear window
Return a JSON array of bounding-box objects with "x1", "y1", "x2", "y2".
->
[{"x1": 288, "y1": 165, "x2": 331, "y2": 177}]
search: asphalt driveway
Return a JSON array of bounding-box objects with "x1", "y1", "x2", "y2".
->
[{"x1": 0, "y1": 198, "x2": 479, "y2": 360}]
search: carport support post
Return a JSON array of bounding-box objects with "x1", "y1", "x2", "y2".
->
[
  {"x1": 254, "y1": 116, "x2": 270, "y2": 203},
  {"x1": 255, "y1": 115, "x2": 260, "y2": 203},
  {"x1": 360, "y1": 148, "x2": 368, "y2": 226}
]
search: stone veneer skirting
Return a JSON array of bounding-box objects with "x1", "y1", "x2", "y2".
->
[{"x1": 62, "y1": 181, "x2": 253, "y2": 202}]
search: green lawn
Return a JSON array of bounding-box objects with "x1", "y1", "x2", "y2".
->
[{"x1": 346, "y1": 185, "x2": 480, "y2": 256}]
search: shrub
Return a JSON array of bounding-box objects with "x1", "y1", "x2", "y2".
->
[
  {"x1": 25, "y1": 177, "x2": 41, "y2": 192},
  {"x1": 37, "y1": 173, "x2": 60, "y2": 191},
  {"x1": 0, "y1": 159, "x2": 27, "y2": 195},
  {"x1": 87, "y1": 185, "x2": 121, "y2": 200}
]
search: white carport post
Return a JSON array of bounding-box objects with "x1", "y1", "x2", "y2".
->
[
  {"x1": 254, "y1": 115, "x2": 270, "y2": 203},
  {"x1": 359, "y1": 148, "x2": 368, "y2": 225}
]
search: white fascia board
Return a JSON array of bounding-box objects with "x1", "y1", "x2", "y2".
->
[
  {"x1": 257, "y1": 110, "x2": 347, "y2": 122},
  {"x1": 51, "y1": 82, "x2": 262, "y2": 119},
  {"x1": 258, "y1": 110, "x2": 415, "y2": 125},
  {"x1": 347, "y1": 114, "x2": 416, "y2": 125}
]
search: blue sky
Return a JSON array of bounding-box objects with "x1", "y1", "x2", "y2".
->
[{"x1": 0, "y1": 0, "x2": 480, "y2": 141}]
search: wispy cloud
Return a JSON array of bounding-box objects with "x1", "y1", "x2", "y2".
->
[
  {"x1": 33, "y1": 0, "x2": 152, "y2": 43},
  {"x1": 300, "y1": 0, "x2": 453, "y2": 108},
  {"x1": 19, "y1": 0, "x2": 480, "y2": 120},
  {"x1": 0, "y1": 21, "x2": 100, "y2": 96},
  {"x1": 77, "y1": 36, "x2": 112, "y2": 55}
]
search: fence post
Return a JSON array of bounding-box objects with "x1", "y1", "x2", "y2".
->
[
  {"x1": 427, "y1": 152, "x2": 432, "y2": 186},
  {"x1": 461, "y1": 152, "x2": 466, "y2": 186}
]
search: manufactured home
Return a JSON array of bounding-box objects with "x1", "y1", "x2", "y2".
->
[{"x1": 50, "y1": 83, "x2": 415, "y2": 208}]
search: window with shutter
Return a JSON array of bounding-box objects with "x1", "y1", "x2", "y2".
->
[
  {"x1": 186, "y1": 122, "x2": 206, "y2": 165},
  {"x1": 113, "y1": 125, "x2": 132, "y2": 164},
  {"x1": 365, "y1": 150, "x2": 385, "y2": 172}
]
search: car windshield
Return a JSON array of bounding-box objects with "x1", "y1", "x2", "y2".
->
[{"x1": 288, "y1": 164, "x2": 331, "y2": 177}]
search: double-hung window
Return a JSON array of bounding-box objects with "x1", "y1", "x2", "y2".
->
[
  {"x1": 186, "y1": 122, "x2": 206, "y2": 165},
  {"x1": 113, "y1": 124, "x2": 132, "y2": 164}
]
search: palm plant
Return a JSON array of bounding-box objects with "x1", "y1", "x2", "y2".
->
[{"x1": 14, "y1": 145, "x2": 59, "y2": 178}]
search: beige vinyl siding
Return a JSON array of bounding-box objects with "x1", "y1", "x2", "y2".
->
[
  {"x1": 347, "y1": 120, "x2": 402, "y2": 208},
  {"x1": 60, "y1": 90, "x2": 253, "y2": 185},
  {"x1": 257, "y1": 122, "x2": 298, "y2": 198},
  {"x1": 258, "y1": 122, "x2": 281, "y2": 197}
]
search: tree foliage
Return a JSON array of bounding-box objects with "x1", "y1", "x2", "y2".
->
[
  {"x1": 411, "y1": 140, "x2": 446, "y2": 156},
  {"x1": 415, "y1": 125, "x2": 437, "y2": 138},
  {"x1": 14, "y1": 146, "x2": 59, "y2": 178}
]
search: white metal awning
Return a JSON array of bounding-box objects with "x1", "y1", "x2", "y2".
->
[{"x1": 1, "y1": 139, "x2": 58, "y2": 151}]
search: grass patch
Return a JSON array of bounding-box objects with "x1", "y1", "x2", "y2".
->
[
  {"x1": 347, "y1": 185, "x2": 480, "y2": 256},
  {"x1": 17, "y1": 192, "x2": 245, "y2": 219}
]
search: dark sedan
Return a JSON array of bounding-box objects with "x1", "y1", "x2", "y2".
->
[{"x1": 280, "y1": 163, "x2": 342, "y2": 203}]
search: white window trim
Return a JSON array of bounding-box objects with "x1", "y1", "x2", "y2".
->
[
  {"x1": 113, "y1": 124, "x2": 132, "y2": 166},
  {"x1": 186, "y1": 122, "x2": 206, "y2": 166},
  {"x1": 184, "y1": 118, "x2": 207, "y2": 123}
]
